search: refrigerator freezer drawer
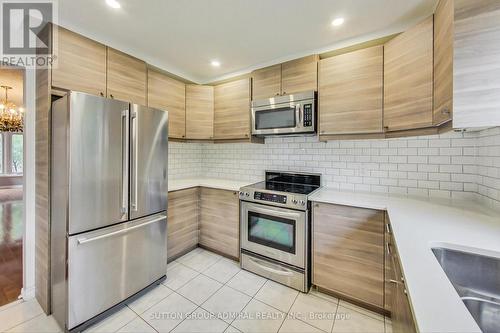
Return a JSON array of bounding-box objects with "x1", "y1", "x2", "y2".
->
[{"x1": 67, "y1": 213, "x2": 167, "y2": 329}]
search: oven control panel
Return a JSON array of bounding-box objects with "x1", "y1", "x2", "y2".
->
[{"x1": 254, "y1": 191, "x2": 287, "y2": 204}]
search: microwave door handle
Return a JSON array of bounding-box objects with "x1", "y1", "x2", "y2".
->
[{"x1": 295, "y1": 104, "x2": 301, "y2": 126}]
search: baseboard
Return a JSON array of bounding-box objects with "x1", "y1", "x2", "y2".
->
[{"x1": 21, "y1": 285, "x2": 36, "y2": 300}]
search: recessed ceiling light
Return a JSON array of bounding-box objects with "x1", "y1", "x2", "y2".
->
[
  {"x1": 211, "y1": 60, "x2": 221, "y2": 67},
  {"x1": 331, "y1": 17, "x2": 345, "y2": 27},
  {"x1": 106, "y1": 0, "x2": 121, "y2": 9}
]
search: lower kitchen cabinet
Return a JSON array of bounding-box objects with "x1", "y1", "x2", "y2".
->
[
  {"x1": 167, "y1": 188, "x2": 199, "y2": 261},
  {"x1": 199, "y1": 187, "x2": 240, "y2": 259},
  {"x1": 386, "y1": 218, "x2": 417, "y2": 332},
  {"x1": 312, "y1": 203, "x2": 385, "y2": 310}
]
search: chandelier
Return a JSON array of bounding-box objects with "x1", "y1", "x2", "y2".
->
[{"x1": 0, "y1": 85, "x2": 23, "y2": 132}]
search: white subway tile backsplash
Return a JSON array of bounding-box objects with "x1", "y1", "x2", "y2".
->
[{"x1": 168, "y1": 127, "x2": 500, "y2": 210}]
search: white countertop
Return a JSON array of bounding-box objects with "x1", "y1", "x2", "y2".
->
[
  {"x1": 168, "y1": 177, "x2": 253, "y2": 192},
  {"x1": 310, "y1": 188, "x2": 500, "y2": 333}
]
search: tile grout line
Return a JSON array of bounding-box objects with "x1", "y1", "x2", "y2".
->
[
  {"x1": 274, "y1": 290, "x2": 300, "y2": 333},
  {"x1": 132, "y1": 313, "x2": 160, "y2": 333},
  {"x1": 330, "y1": 299, "x2": 340, "y2": 333},
  {"x1": 4, "y1": 312, "x2": 46, "y2": 332}
]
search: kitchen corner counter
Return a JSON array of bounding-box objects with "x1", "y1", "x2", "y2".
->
[
  {"x1": 168, "y1": 178, "x2": 254, "y2": 192},
  {"x1": 309, "y1": 188, "x2": 500, "y2": 333}
]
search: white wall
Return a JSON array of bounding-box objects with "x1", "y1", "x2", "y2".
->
[
  {"x1": 169, "y1": 128, "x2": 500, "y2": 210},
  {"x1": 23, "y1": 69, "x2": 36, "y2": 299}
]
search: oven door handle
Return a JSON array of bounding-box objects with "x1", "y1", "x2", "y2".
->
[
  {"x1": 248, "y1": 204, "x2": 301, "y2": 219},
  {"x1": 248, "y1": 257, "x2": 294, "y2": 277}
]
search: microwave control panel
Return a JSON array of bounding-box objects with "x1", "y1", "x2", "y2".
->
[
  {"x1": 303, "y1": 104, "x2": 313, "y2": 127},
  {"x1": 254, "y1": 191, "x2": 287, "y2": 204}
]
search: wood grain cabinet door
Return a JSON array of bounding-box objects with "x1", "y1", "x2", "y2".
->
[
  {"x1": 281, "y1": 55, "x2": 318, "y2": 95},
  {"x1": 319, "y1": 46, "x2": 383, "y2": 135},
  {"x1": 384, "y1": 16, "x2": 434, "y2": 131},
  {"x1": 167, "y1": 188, "x2": 199, "y2": 260},
  {"x1": 185, "y1": 85, "x2": 214, "y2": 140},
  {"x1": 199, "y1": 188, "x2": 239, "y2": 259},
  {"x1": 106, "y1": 47, "x2": 147, "y2": 105},
  {"x1": 452, "y1": 1, "x2": 500, "y2": 128},
  {"x1": 313, "y1": 203, "x2": 384, "y2": 308},
  {"x1": 214, "y1": 78, "x2": 251, "y2": 140},
  {"x1": 148, "y1": 70, "x2": 186, "y2": 139},
  {"x1": 52, "y1": 27, "x2": 106, "y2": 96},
  {"x1": 390, "y1": 242, "x2": 417, "y2": 333},
  {"x1": 251, "y1": 64, "x2": 281, "y2": 100},
  {"x1": 433, "y1": 0, "x2": 453, "y2": 125},
  {"x1": 384, "y1": 217, "x2": 394, "y2": 312}
]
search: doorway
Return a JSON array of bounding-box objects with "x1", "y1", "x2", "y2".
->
[{"x1": 0, "y1": 67, "x2": 24, "y2": 306}]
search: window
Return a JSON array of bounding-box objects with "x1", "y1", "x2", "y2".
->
[
  {"x1": 0, "y1": 132, "x2": 23, "y2": 175},
  {"x1": 11, "y1": 134, "x2": 23, "y2": 173}
]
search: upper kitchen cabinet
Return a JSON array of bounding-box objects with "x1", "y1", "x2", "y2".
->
[
  {"x1": 384, "y1": 16, "x2": 434, "y2": 132},
  {"x1": 281, "y1": 55, "x2": 319, "y2": 95},
  {"x1": 52, "y1": 27, "x2": 106, "y2": 96},
  {"x1": 185, "y1": 85, "x2": 214, "y2": 140},
  {"x1": 106, "y1": 47, "x2": 147, "y2": 105},
  {"x1": 251, "y1": 55, "x2": 318, "y2": 100},
  {"x1": 148, "y1": 70, "x2": 186, "y2": 139},
  {"x1": 433, "y1": 0, "x2": 453, "y2": 125},
  {"x1": 453, "y1": 0, "x2": 500, "y2": 128},
  {"x1": 214, "y1": 78, "x2": 251, "y2": 140},
  {"x1": 319, "y1": 46, "x2": 383, "y2": 136},
  {"x1": 251, "y1": 64, "x2": 281, "y2": 100}
]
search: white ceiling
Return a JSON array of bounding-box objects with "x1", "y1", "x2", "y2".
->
[{"x1": 58, "y1": 0, "x2": 436, "y2": 83}]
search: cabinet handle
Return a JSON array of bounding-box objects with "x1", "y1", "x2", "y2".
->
[
  {"x1": 276, "y1": 93, "x2": 280, "y2": 96},
  {"x1": 389, "y1": 279, "x2": 398, "y2": 284},
  {"x1": 282, "y1": 91, "x2": 286, "y2": 95},
  {"x1": 401, "y1": 276, "x2": 405, "y2": 283},
  {"x1": 100, "y1": 92, "x2": 104, "y2": 97},
  {"x1": 386, "y1": 223, "x2": 391, "y2": 234},
  {"x1": 384, "y1": 126, "x2": 389, "y2": 131},
  {"x1": 386, "y1": 242, "x2": 391, "y2": 255},
  {"x1": 403, "y1": 289, "x2": 408, "y2": 295},
  {"x1": 441, "y1": 108, "x2": 451, "y2": 115},
  {"x1": 110, "y1": 94, "x2": 114, "y2": 99}
]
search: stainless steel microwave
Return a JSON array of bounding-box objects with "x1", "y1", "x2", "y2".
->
[{"x1": 251, "y1": 91, "x2": 316, "y2": 136}]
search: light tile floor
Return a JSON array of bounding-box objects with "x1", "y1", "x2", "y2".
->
[{"x1": 0, "y1": 248, "x2": 392, "y2": 333}]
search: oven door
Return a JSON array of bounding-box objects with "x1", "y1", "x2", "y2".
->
[
  {"x1": 240, "y1": 201, "x2": 306, "y2": 268},
  {"x1": 252, "y1": 103, "x2": 301, "y2": 136}
]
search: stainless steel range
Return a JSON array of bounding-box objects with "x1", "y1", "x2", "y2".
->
[{"x1": 239, "y1": 171, "x2": 321, "y2": 292}]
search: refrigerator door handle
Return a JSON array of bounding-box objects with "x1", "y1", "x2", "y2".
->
[
  {"x1": 131, "y1": 110, "x2": 138, "y2": 212},
  {"x1": 121, "y1": 110, "x2": 129, "y2": 215},
  {"x1": 77, "y1": 215, "x2": 165, "y2": 245}
]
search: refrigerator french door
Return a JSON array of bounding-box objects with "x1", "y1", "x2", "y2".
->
[{"x1": 51, "y1": 92, "x2": 168, "y2": 331}]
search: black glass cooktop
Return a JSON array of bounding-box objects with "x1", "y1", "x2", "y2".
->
[{"x1": 251, "y1": 181, "x2": 319, "y2": 195}]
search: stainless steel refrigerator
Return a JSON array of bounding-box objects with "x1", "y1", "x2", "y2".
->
[{"x1": 50, "y1": 92, "x2": 168, "y2": 332}]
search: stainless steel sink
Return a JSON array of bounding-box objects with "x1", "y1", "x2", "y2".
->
[{"x1": 432, "y1": 247, "x2": 500, "y2": 333}]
